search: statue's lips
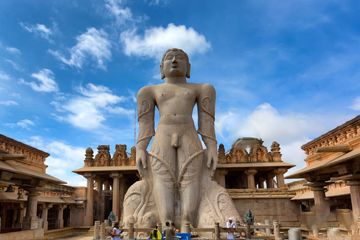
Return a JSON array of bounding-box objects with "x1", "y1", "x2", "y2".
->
[{"x1": 171, "y1": 65, "x2": 178, "y2": 68}]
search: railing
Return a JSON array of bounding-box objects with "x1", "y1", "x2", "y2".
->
[{"x1": 94, "y1": 220, "x2": 281, "y2": 240}]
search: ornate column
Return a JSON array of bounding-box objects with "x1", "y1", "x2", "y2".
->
[
  {"x1": 84, "y1": 173, "x2": 94, "y2": 226},
  {"x1": 40, "y1": 203, "x2": 52, "y2": 231},
  {"x1": 216, "y1": 169, "x2": 228, "y2": 188},
  {"x1": 110, "y1": 172, "x2": 121, "y2": 221},
  {"x1": 274, "y1": 168, "x2": 287, "y2": 188},
  {"x1": 258, "y1": 177, "x2": 266, "y2": 189},
  {"x1": 95, "y1": 178, "x2": 102, "y2": 221},
  {"x1": 22, "y1": 187, "x2": 42, "y2": 230},
  {"x1": 266, "y1": 172, "x2": 275, "y2": 188},
  {"x1": 56, "y1": 204, "x2": 66, "y2": 229},
  {"x1": 15, "y1": 202, "x2": 25, "y2": 228},
  {"x1": 307, "y1": 182, "x2": 330, "y2": 228},
  {"x1": 104, "y1": 180, "x2": 110, "y2": 190},
  {"x1": 347, "y1": 180, "x2": 360, "y2": 222},
  {"x1": 119, "y1": 176, "x2": 127, "y2": 219},
  {"x1": 245, "y1": 169, "x2": 258, "y2": 189}
]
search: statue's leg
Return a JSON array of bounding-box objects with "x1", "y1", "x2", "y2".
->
[
  {"x1": 178, "y1": 135, "x2": 203, "y2": 229},
  {"x1": 149, "y1": 137, "x2": 176, "y2": 225}
]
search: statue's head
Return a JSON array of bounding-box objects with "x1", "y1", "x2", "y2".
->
[{"x1": 160, "y1": 48, "x2": 191, "y2": 79}]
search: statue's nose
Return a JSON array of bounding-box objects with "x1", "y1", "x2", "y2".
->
[{"x1": 172, "y1": 56, "x2": 177, "y2": 62}]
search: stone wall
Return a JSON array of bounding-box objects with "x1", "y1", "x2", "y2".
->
[
  {"x1": 0, "y1": 228, "x2": 44, "y2": 240},
  {"x1": 233, "y1": 198, "x2": 301, "y2": 227}
]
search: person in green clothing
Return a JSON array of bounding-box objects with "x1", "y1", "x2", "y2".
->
[{"x1": 149, "y1": 225, "x2": 162, "y2": 239}]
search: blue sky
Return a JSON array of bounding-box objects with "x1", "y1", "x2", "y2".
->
[{"x1": 1, "y1": 0, "x2": 360, "y2": 186}]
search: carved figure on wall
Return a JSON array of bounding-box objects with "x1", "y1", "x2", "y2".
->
[
  {"x1": 235, "y1": 150, "x2": 242, "y2": 162},
  {"x1": 256, "y1": 149, "x2": 263, "y2": 161},
  {"x1": 116, "y1": 154, "x2": 122, "y2": 166},
  {"x1": 99, "y1": 155, "x2": 106, "y2": 166},
  {"x1": 122, "y1": 49, "x2": 241, "y2": 235}
]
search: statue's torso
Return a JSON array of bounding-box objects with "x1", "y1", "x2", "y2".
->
[{"x1": 152, "y1": 83, "x2": 200, "y2": 117}]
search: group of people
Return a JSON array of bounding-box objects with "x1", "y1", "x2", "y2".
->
[
  {"x1": 150, "y1": 222, "x2": 179, "y2": 240},
  {"x1": 110, "y1": 221, "x2": 178, "y2": 240},
  {"x1": 111, "y1": 218, "x2": 236, "y2": 240}
]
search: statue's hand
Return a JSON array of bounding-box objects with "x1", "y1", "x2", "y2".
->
[
  {"x1": 136, "y1": 149, "x2": 147, "y2": 175},
  {"x1": 207, "y1": 147, "x2": 218, "y2": 176}
]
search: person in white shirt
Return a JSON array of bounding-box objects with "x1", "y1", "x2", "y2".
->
[{"x1": 226, "y1": 217, "x2": 236, "y2": 239}]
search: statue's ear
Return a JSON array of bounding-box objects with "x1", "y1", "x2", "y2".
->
[
  {"x1": 160, "y1": 64, "x2": 165, "y2": 79},
  {"x1": 186, "y1": 63, "x2": 191, "y2": 78}
]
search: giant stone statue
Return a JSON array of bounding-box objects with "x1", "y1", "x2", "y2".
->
[{"x1": 122, "y1": 48, "x2": 242, "y2": 236}]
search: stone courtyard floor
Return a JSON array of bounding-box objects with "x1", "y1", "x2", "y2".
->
[{"x1": 53, "y1": 234, "x2": 98, "y2": 240}]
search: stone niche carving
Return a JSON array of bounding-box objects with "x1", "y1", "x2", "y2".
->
[
  {"x1": 122, "y1": 48, "x2": 241, "y2": 238},
  {"x1": 218, "y1": 137, "x2": 281, "y2": 163},
  {"x1": 113, "y1": 144, "x2": 128, "y2": 166},
  {"x1": 94, "y1": 145, "x2": 111, "y2": 166}
]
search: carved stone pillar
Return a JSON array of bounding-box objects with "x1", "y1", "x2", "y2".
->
[
  {"x1": 308, "y1": 182, "x2": 330, "y2": 228},
  {"x1": 85, "y1": 173, "x2": 94, "y2": 226},
  {"x1": 274, "y1": 168, "x2": 287, "y2": 188},
  {"x1": 95, "y1": 178, "x2": 102, "y2": 221},
  {"x1": 110, "y1": 172, "x2": 121, "y2": 221},
  {"x1": 245, "y1": 169, "x2": 258, "y2": 189},
  {"x1": 56, "y1": 204, "x2": 66, "y2": 229},
  {"x1": 15, "y1": 202, "x2": 25, "y2": 228},
  {"x1": 266, "y1": 172, "x2": 275, "y2": 188},
  {"x1": 258, "y1": 177, "x2": 266, "y2": 189},
  {"x1": 23, "y1": 187, "x2": 42, "y2": 230},
  {"x1": 216, "y1": 169, "x2": 228, "y2": 188},
  {"x1": 40, "y1": 203, "x2": 52, "y2": 231},
  {"x1": 119, "y1": 176, "x2": 127, "y2": 218},
  {"x1": 347, "y1": 181, "x2": 360, "y2": 222},
  {"x1": 104, "y1": 181, "x2": 110, "y2": 191}
]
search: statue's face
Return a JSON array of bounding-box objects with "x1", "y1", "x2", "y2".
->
[{"x1": 162, "y1": 50, "x2": 188, "y2": 78}]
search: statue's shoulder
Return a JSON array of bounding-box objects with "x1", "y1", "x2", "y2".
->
[
  {"x1": 196, "y1": 83, "x2": 216, "y2": 93},
  {"x1": 137, "y1": 85, "x2": 154, "y2": 97}
]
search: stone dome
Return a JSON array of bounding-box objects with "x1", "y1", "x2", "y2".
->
[
  {"x1": 85, "y1": 147, "x2": 93, "y2": 154},
  {"x1": 231, "y1": 137, "x2": 262, "y2": 150}
]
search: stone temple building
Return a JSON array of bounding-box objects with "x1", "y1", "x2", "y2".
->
[
  {"x1": 286, "y1": 115, "x2": 360, "y2": 234},
  {"x1": 2, "y1": 115, "x2": 360, "y2": 239},
  {"x1": 0, "y1": 134, "x2": 86, "y2": 238},
  {"x1": 73, "y1": 137, "x2": 297, "y2": 227}
]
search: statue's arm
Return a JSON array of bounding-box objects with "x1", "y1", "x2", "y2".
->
[
  {"x1": 197, "y1": 83, "x2": 218, "y2": 172},
  {"x1": 136, "y1": 86, "x2": 155, "y2": 174}
]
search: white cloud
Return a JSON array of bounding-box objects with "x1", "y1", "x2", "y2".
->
[
  {"x1": 6, "y1": 119, "x2": 35, "y2": 129},
  {"x1": 350, "y1": 97, "x2": 360, "y2": 111},
  {"x1": 52, "y1": 83, "x2": 132, "y2": 130},
  {"x1": 5, "y1": 59, "x2": 21, "y2": 70},
  {"x1": 48, "y1": 28, "x2": 111, "y2": 70},
  {"x1": 120, "y1": 23, "x2": 211, "y2": 60},
  {"x1": 0, "y1": 71, "x2": 10, "y2": 80},
  {"x1": 17, "y1": 119, "x2": 35, "y2": 128},
  {"x1": 0, "y1": 100, "x2": 18, "y2": 106},
  {"x1": 6, "y1": 47, "x2": 21, "y2": 55},
  {"x1": 20, "y1": 22, "x2": 54, "y2": 43},
  {"x1": 19, "y1": 69, "x2": 59, "y2": 93},
  {"x1": 26, "y1": 136, "x2": 87, "y2": 186},
  {"x1": 215, "y1": 103, "x2": 339, "y2": 177},
  {"x1": 105, "y1": 0, "x2": 133, "y2": 26}
]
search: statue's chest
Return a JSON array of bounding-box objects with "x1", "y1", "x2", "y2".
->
[{"x1": 155, "y1": 87, "x2": 197, "y2": 105}]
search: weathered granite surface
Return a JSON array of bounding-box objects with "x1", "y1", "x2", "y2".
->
[{"x1": 122, "y1": 49, "x2": 241, "y2": 237}]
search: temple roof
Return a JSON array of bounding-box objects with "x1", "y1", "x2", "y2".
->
[
  {"x1": 301, "y1": 115, "x2": 360, "y2": 150},
  {"x1": 0, "y1": 134, "x2": 50, "y2": 157},
  {"x1": 231, "y1": 137, "x2": 263, "y2": 150},
  {"x1": 286, "y1": 147, "x2": 360, "y2": 179},
  {"x1": 0, "y1": 160, "x2": 66, "y2": 184}
]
